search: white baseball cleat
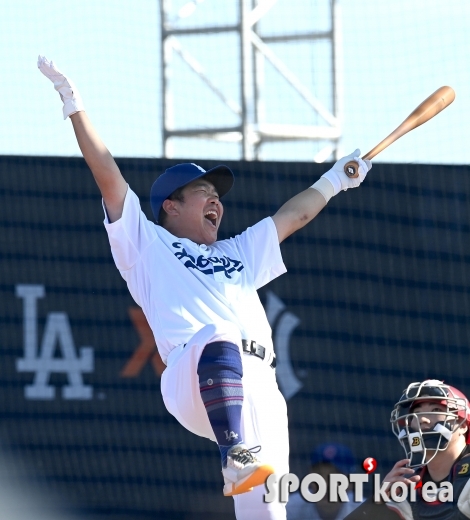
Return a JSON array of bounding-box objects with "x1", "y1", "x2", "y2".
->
[{"x1": 222, "y1": 444, "x2": 275, "y2": 496}]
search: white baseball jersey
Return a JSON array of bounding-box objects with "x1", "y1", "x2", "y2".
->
[{"x1": 103, "y1": 186, "x2": 287, "y2": 364}]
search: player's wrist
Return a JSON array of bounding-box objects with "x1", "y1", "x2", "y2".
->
[
  {"x1": 60, "y1": 82, "x2": 85, "y2": 120},
  {"x1": 63, "y1": 99, "x2": 85, "y2": 120},
  {"x1": 310, "y1": 176, "x2": 336, "y2": 203}
]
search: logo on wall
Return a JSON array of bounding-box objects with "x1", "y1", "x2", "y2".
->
[
  {"x1": 120, "y1": 307, "x2": 165, "y2": 378},
  {"x1": 16, "y1": 284, "x2": 94, "y2": 400},
  {"x1": 265, "y1": 291, "x2": 302, "y2": 400}
]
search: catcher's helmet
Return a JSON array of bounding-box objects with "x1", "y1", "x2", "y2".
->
[{"x1": 390, "y1": 380, "x2": 470, "y2": 468}]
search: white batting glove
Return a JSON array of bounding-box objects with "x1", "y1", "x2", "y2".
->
[
  {"x1": 37, "y1": 56, "x2": 85, "y2": 120},
  {"x1": 322, "y1": 149, "x2": 372, "y2": 195}
]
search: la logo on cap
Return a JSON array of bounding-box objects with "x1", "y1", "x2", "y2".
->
[{"x1": 191, "y1": 163, "x2": 206, "y2": 173}]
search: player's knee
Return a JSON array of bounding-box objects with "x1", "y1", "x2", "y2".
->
[{"x1": 198, "y1": 341, "x2": 243, "y2": 379}]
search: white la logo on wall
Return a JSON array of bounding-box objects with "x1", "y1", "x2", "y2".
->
[
  {"x1": 16, "y1": 284, "x2": 94, "y2": 400},
  {"x1": 265, "y1": 291, "x2": 302, "y2": 400}
]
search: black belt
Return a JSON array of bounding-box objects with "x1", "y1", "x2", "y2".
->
[{"x1": 242, "y1": 339, "x2": 276, "y2": 369}]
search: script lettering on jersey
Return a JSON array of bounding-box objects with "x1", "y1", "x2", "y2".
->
[{"x1": 172, "y1": 242, "x2": 244, "y2": 280}]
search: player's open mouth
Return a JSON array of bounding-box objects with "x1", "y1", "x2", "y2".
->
[{"x1": 204, "y1": 209, "x2": 217, "y2": 227}]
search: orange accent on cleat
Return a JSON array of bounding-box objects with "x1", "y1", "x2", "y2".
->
[{"x1": 223, "y1": 465, "x2": 274, "y2": 496}]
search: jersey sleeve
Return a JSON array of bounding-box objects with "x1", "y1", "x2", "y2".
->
[
  {"x1": 234, "y1": 216, "x2": 286, "y2": 289},
  {"x1": 102, "y1": 186, "x2": 157, "y2": 272}
]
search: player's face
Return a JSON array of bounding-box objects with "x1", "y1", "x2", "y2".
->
[
  {"x1": 410, "y1": 402, "x2": 450, "y2": 431},
  {"x1": 410, "y1": 401, "x2": 466, "y2": 461},
  {"x1": 176, "y1": 179, "x2": 223, "y2": 245}
]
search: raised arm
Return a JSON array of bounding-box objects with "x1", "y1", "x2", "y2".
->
[
  {"x1": 272, "y1": 150, "x2": 372, "y2": 243},
  {"x1": 37, "y1": 56, "x2": 127, "y2": 222}
]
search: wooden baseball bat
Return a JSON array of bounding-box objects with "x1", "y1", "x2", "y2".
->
[{"x1": 344, "y1": 86, "x2": 455, "y2": 178}]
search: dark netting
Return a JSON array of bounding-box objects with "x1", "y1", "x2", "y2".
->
[{"x1": 1, "y1": 155, "x2": 470, "y2": 518}]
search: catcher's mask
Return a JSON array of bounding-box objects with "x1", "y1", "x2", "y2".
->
[{"x1": 390, "y1": 380, "x2": 470, "y2": 468}]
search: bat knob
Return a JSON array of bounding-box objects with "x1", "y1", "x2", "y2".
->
[{"x1": 344, "y1": 161, "x2": 360, "y2": 179}]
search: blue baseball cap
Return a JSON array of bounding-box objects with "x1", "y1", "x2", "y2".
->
[
  {"x1": 310, "y1": 443, "x2": 356, "y2": 474},
  {"x1": 150, "y1": 163, "x2": 234, "y2": 223}
]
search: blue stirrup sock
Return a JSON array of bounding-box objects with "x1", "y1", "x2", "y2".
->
[{"x1": 197, "y1": 341, "x2": 244, "y2": 467}]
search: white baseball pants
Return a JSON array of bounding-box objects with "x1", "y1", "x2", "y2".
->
[{"x1": 161, "y1": 322, "x2": 289, "y2": 520}]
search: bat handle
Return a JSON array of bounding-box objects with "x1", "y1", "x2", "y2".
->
[
  {"x1": 344, "y1": 152, "x2": 373, "y2": 178},
  {"x1": 344, "y1": 160, "x2": 360, "y2": 179}
]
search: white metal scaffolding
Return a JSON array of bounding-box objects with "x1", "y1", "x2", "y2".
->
[{"x1": 160, "y1": 0, "x2": 342, "y2": 161}]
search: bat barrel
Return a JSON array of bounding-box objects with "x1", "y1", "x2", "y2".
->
[{"x1": 344, "y1": 86, "x2": 455, "y2": 177}]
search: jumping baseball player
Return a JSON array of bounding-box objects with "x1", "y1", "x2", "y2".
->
[
  {"x1": 38, "y1": 56, "x2": 371, "y2": 520},
  {"x1": 345, "y1": 380, "x2": 470, "y2": 520}
]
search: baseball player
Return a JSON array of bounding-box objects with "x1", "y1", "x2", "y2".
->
[
  {"x1": 38, "y1": 56, "x2": 371, "y2": 520},
  {"x1": 345, "y1": 380, "x2": 470, "y2": 520}
]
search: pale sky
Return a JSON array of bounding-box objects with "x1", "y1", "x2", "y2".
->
[{"x1": 1, "y1": 0, "x2": 469, "y2": 164}]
